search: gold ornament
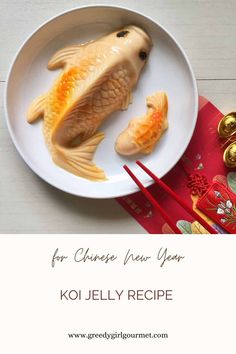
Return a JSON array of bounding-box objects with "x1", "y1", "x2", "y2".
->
[
  {"x1": 218, "y1": 112, "x2": 236, "y2": 138},
  {"x1": 218, "y1": 112, "x2": 236, "y2": 168},
  {"x1": 223, "y1": 142, "x2": 236, "y2": 168}
]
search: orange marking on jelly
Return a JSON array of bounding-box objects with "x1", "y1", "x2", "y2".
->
[
  {"x1": 52, "y1": 67, "x2": 79, "y2": 111},
  {"x1": 135, "y1": 111, "x2": 163, "y2": 146},
  {"x1": 152, "y1": 111, "x2": 162, "y2": 121}
]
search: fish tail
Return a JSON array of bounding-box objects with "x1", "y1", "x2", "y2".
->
[
  {"x1": 146, "y1": 91, "x2": 168, "y2": 119},
  {"x1": 52, "y1": 132, "x2": 107, "y2": 181}
]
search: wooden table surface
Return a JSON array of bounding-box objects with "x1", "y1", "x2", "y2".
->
[{"x1": 0, "y1": 0, "x2": 236, "y2": 233}]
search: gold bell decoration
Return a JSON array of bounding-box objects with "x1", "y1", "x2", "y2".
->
[{"x1": 218, "y1": 112, "x2": 236, "y2": 168}]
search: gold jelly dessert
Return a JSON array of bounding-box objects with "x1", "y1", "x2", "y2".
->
[
  {"x1": 115, "y1": 92, "x2": 168, "y2": 155},
  {"x1": 27, "y1": 26, "x2": 152, "y2": 181}
]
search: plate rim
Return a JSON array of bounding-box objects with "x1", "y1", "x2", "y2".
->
[{"x1": 4, "y1": 4, "x2": 198, "y2": 199}]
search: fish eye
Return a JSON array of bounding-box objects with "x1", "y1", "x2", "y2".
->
[
  {"x1": 139, "y1": 51, "x2": 147, "y2": 60},
  {"x1": 116, "y1": 30, "x2": 129, "y2": 38}
]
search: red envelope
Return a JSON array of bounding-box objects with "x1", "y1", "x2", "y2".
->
[{"x1": 197, "y1": 182, "x2": 236, "y2": 234}]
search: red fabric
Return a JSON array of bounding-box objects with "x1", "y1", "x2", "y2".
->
[
  {"x1": 116, "y1": 96, "x2": 234, "y2": 234},
  {"x1": 197, "y1": 182, "x2": 236, "y2": 233}
]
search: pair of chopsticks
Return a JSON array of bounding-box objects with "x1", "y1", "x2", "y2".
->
[{"x1": 124, "y1": 160, "x2": 217, "y2": 234}]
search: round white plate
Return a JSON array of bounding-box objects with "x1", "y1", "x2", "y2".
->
[{"x1": 5, "y1": 5, "x2": 198, "y2": 199}]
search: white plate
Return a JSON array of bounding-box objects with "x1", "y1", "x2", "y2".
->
[{"x1": 4, "y1": 5, "x2": 198, "y2": 199}]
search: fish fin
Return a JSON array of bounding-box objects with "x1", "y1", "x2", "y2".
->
[
  {"x1": 27, "y1": 93, "x2": 47, "y2": 123},
  {"x1": 52, "y1": 132, "x2": 107, "y2": 181},
  {"x1": 121, "y1": 91, "x2": 133, "y2": 110},
  {"x1": 47, "y1": 44, "x2": 85, "y2": 70}
]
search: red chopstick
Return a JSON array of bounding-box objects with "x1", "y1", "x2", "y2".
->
[
  {"x1": 136, "y1": 160, "x2": 218, "y2": 234},
  {"x1": 124, "y1": 165, "x2": 182, "y2": 234}
]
